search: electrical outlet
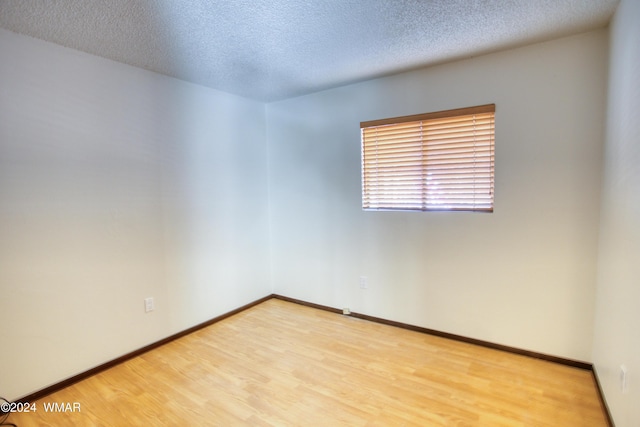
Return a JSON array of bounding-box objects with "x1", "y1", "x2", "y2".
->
[
  {"x1": 144, "y1": 297, "x2": 154, "y2": 313},
  {"x1": 620, "y1": 365, "x2": 629, "y2": 393},
  {"x1": 359, "y1": 276, "x2": 368, "y2": 289},
  {"x1": 343, "y1": 308, "x2": 351, "y2": 315}
]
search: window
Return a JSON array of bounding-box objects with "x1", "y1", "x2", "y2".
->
[{"x1": 360, "y1": 104, "x2": 495, "y2": 212}]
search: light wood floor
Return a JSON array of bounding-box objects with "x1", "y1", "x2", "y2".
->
[{"x1": 9, "y1": 298, "x2": 608, "y2": 426}]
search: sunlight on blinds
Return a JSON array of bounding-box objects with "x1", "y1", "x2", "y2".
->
[{"x1": 361, "y1": 104, "x2": 495, "y2": 212}]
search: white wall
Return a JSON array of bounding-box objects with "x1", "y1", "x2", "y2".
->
[
  {"x1": 592, "y1": 0, "x2": 640, "y2": 425},
  {"x1": 0, "y1": 29, "x2": 270, "y2": 401},
  {"x1": 267, "y1": 30, "x2": 607, "y2": 362},
  {"x1": 0, "y1": 20, "x2": 617, "y2": 404}
]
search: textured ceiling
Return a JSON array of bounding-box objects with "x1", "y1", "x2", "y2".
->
[{"x1": 0, "y1": 0, "x2": 619, "y2": 102}]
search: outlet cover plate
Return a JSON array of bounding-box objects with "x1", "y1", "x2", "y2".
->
[{"x1": 144, "y1": 297, "x2": 154, "y2": 313}]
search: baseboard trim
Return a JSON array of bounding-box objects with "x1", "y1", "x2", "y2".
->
[
  {"x1": 17, "y1": 294, "x2": 275, "y2": 403},
  {"x1": 274, "y1": 294, "x2": 344, "y2": 315},
  {"x1": 592, "y1": 366, "x2": 615, "y2": 427},
  {"x1": 273, "y1": 294, "x2": 592, "y2": 370}
]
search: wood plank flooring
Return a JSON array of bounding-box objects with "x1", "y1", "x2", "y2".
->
[{"x1": 8, "y1": 298, "x2": 608, "y2": 426}]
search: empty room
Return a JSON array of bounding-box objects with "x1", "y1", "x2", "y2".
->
[{"x1": 0, "y1": 0, "x2": 638, "y2": 426}]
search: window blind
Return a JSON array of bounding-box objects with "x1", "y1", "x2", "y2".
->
[{"x1": 361, "y1": 104, "x2": 495, "y2": 212}]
